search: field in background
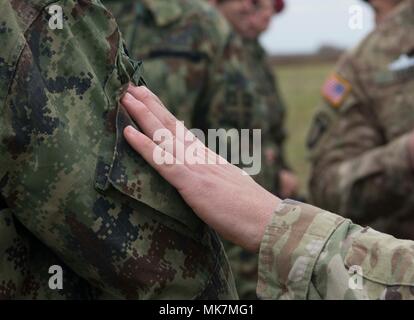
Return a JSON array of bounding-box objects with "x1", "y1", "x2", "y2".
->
[{"x1": 274, "y1": 61, "x2": 334, "y2": 195}]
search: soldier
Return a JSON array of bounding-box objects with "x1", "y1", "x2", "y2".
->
[
  {"x1": 245, "y1": 0, "x2": 298, "y2": 199},
  {"x1": 307, "y1": 0, "x2": 414, "y2": 240},
  {"x1": 209, "y1": 0, "x2": 298, "y2": 299},
  {"x1": 213, "y1": 0, "x2": 298, "y2": 198},
  {"x1": 121, "y1": 84, "x2": 414, "y2": 300},
  {"x1": 0, "y1": 0, "x2": 237, "y2": 299}
]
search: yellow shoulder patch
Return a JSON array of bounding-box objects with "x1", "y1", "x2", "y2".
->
[{"x1": 321, "y1": 73, "x2": 352, "y2": 109}]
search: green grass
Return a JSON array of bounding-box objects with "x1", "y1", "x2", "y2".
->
[{"x1": 275, "y1": 62, "x2": 334, "y2": 195}]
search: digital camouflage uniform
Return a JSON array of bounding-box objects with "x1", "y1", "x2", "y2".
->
[
  {"x1": 242, "y1": 39, "x2": 289, "y2": 197},
  {"x1": 308, "y1": 0, "x2": 414, "y2": 240},
  {"x1": 257, "y1": 199, "x2": 414, "y2": 300},
  {"x1": 104, "y1": 0, "x2": 279, "y2": 299},
  {"x1": 0, "y1": 0, "x2": 237, "y2": 299}
]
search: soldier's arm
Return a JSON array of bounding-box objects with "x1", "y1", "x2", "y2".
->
[
  {"x1": 309, "y1": 108, "x2": 414, "y2": 222},
  {"x1": 121, "y1": 88, "x2": 414, "y2": 300},
  {"x1": 257, "y1": 200, "x2": 414, "y2": 300},
  {"x1": 308, "y1": 56, "x2": 414, "y2": 223}
]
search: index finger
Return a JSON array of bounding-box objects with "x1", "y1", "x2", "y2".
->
[{"x1": 127, "y1": 85, "x2": 193, "y2": 139}]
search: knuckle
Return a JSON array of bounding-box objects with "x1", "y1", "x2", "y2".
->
[
  {"x1": 164, "y1": 115, "x2": 177, "y2": 129},
  {"x1": 138, "y1": 86, "x2": 150, "y2": 98},
  {"x1": 139, "y1": 135, "x2": 153, "y2": 149}
]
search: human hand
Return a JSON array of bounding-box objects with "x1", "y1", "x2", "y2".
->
[{"x1": 121, "y1": 85, "x2": 280, "y2": 252}]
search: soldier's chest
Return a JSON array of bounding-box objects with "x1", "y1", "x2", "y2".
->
[
  {"x1": 374, "y1": 77, "x2": 414, "y2": 139},
  {"x1": 360, "y1": 51, "x2": 414, "y2": 140}
]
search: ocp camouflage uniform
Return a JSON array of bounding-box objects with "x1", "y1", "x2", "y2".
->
[
  {"x1": 257, "y1": 199, "x2": 414, "y2": 300},
  {"x1": 103, "y1": 0, "x2": 277, "y2": 299},
  {"x1": 0, "y1": 0, "x2": 237, "y2": 299},
  {"x1": 308, "y1": 0, "x2": 414, "y2": 240}
]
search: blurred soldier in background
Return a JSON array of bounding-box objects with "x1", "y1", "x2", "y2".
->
[
  {"x1": 104, "y1": 0, "x2": 264, "y2": 138},
  {"x1": 0, "y1": 0, "x2": 237, "y2": 299},
  {"x1": 244, "y1": 0, "x2": 298, "y2": 199},
  {"x1": 210, "y1": 0, "x2": 298, "y2": 198},
  {"x1": 210, "y1": 0, "x2": 298, "y2": 299},
  {"x1": 308, "y1": 0, "x2": 414, "y2": 240}
]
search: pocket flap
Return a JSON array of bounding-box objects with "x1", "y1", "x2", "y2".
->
[
  {"x1": 109, "y1": 104, "x2": 202, "y2": 231},
  {"x1": 95, "y1": 54, "x2": 202, "y2": 232}
]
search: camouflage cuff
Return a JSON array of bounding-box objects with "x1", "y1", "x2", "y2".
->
[{"x1": 257, "y1": 200, "x2": 345, "y2": 300}]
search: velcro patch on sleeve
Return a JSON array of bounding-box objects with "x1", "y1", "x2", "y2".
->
[{"x1": 321, "y1": 73, "x2": 352, "y2": 109}]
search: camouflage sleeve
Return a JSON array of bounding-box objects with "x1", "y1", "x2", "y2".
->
[
  {"x1": 257, "y1": 200, "x2": 414, "y2": 300},
  {"x1": 308, "y1": 54, "x2": 414, "y2": 224},
  {"x1": 310, "y1": 118, "x2": 413, "y2": 223}
]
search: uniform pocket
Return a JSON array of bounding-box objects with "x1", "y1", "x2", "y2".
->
[{"x1": 94, "y1": 53, "x2": 202, "y2": 233}]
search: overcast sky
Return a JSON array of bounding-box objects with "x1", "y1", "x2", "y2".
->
[{"x1": 260, "y1": 0, "x2": 375, "y2": 54}]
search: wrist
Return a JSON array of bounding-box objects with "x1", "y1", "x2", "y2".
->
[{"x1": 249, "y1": 194, "x2": 281, "y2": 253}]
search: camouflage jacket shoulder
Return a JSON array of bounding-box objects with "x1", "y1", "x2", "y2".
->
[
  {"x1": 327, "y1": 0, "x2": 414, "y2": 104},
  {"x1": 353, "y1": 0, "x2": 414, "y2": 59}
]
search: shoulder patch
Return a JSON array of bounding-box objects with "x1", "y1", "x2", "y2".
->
[
  {"x1": 321, "y1": 73, "x2": 352, "y2": 109},
  {"x1": 307, "y1": 112, "x2": 330, "y2": 150}
]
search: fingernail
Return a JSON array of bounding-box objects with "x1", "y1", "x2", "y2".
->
[
  {"x1": 124, "y1": 92, "x2": 134, "y2": 102},
  {"x1": 132, "y1": 86, "x2": 149, "y2": 98},
  {"x1": 124, "y1": 125, "x2": 137, "y2": 136}
]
